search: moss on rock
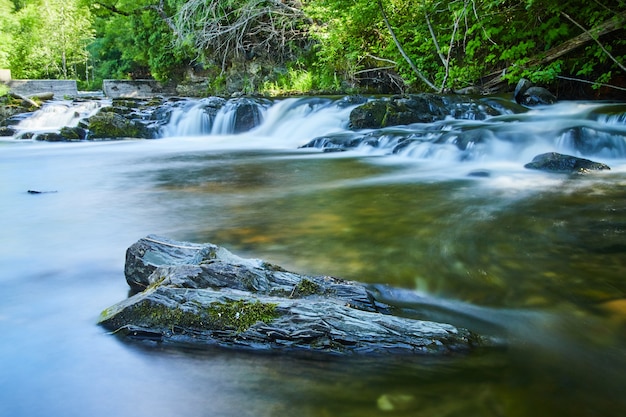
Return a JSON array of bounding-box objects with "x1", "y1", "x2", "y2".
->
[
  {"x1": 207, "y1": 299, "x2": 279, "y2": 332},
  {"x1": 84, "y1": 110, "x2": 151, "y2": 139},
  {"x1": 291, "y1": 278, "x2": 323, "y2": 297},
  {"x1": 350, "y1": 101, "x2": 389, "y2": 129}
]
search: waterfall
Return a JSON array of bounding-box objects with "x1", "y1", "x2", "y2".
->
[
  {"x1": 6, "y1": 95, "x2": 626, "y2": 172},
  {"x1": 160, "y1": 97, "x2": 269, "y2": 137},
  {"x1": 159, "y1": 97, "x2": 226, "y2": 137},
  {"x1": 301, "y1": 101, "x2": 626, "y2": 164},
  {"x1": 215, "y1": 98, "x2": 267, "y2": 134},
  {"x1": 12, "y1": 100, "x2": 104, "y2": 139},
  {"x1": 165, "y1": 102, "x2": 214, "y2": 136},
  {"x1": 250, "y1": 97, "x2": 355, "y2": 142},
  {"x1": 158, "y1": 96, "x2": 358, "y2": 147}
]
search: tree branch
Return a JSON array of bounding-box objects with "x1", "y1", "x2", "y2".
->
[
  {"x1": 173, "y1": 0, "x2": 309, "y2": 69},
  {"x1": 556, "y1": 75, "x2": 626, "y2": 92},
  {"x1": 440, "y1": 6, "x2": 464, "y2": 91},
  {"x1": 378, "y1": 1, "x2": 438, "y2": 92},
  {"x1": 425, "y1": 13, "x2": 447, "y2": 67},
  {"x1": 148, "y1": 0, "x2": 182, "y2": 39},
  {"x1": 92, "y1": 1, "x2": 130, "y2": 17},
  {"x1": 482, "y1": 10, "x2": 626, "y2": 90},
  {"x1": 561, "y1": 11, "x2": 626, "y2": 73}
]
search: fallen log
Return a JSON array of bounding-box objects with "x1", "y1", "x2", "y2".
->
[
  {"x1": 99, "y1": 235, "x2": 496, "y2": 355},
  {"x1": 8, "y1": 92, "x2": 40, "y2": 109}
]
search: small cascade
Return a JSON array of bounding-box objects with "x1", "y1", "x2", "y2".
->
[
  {"x1": 159, "y1": 97, "x2": 226, "y2": 137},
  {"x1": 303, "y1": 101, "x2": 626, "y2": 165},
  {"x1": 6, "y1": 95, "x2": 625, "y2": 172},
  {"x1": 160, "y1": 97, "x2": 268, "y2": 137},
  {"x1": 211, "y1": 97, "x2": 268, "y2": 135},
  {"x1": 158, "y1": 96, "x2": 358, "y2": 146},
  {"x1": 12, "y1": 100, "x2": 104, "y2": 139},
  {"x1": 251, "y1": 97, "x2": 356, "y2": 143}
]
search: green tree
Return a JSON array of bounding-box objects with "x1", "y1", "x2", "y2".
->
[
  {"x1": 86, "y1": 0, "x2": 192, "y2": 83},
  {"x1": 305, "y1": 0, "x2": 625, "y2": 92},
  {"x1": 0, "y1": 0, "x2": 17, "y2": 69},
  {"x1": 9, "y1": 0, "x2": 94, "y2": 80}
]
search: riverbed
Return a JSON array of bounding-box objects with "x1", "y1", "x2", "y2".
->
[{"x1": 1, "y1": 97, "x2": 626, "y2": 416}]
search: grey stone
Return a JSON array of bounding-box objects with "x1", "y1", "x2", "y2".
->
[
  {"x1": 524, "y1": 152, "x2": 611, "y2": 173},
  {"x1": 100, "y1": 235, "x2": 494, "y2": 355}
]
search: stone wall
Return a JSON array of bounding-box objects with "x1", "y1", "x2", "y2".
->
[
  {"x1": 5, "y1": 79, "x2": 78, "y2": 97},
  {"x1": 103, "y1": 79, "x2": 175, "y2": 98},
  {"x1": 0, "y1": 69, "x2": 10, "y2": 83}
]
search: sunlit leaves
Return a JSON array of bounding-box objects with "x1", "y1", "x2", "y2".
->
[
  {"x1": 8, "y1": 0, "x2": 94, "y2": 80},
  {"x1": 305, "y1": 0, "x2": 625, "y2": 91},
  {"x1": 0, "y1": 0, "x2": 17, "y2": 68}
]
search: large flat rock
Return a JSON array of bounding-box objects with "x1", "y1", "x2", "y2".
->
[{"x1": 99, "y1": 235, "x2": 494, "y2": 355}]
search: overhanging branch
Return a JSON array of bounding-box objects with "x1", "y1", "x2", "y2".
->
[{"x1": 378, "y1": 1, "x2": 438, "y2": 92}]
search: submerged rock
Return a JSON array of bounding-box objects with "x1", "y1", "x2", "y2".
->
[
  {"x1": 524, "y1": 152, "x2": 610, "y2": 173},
  {"x1": 100, "y1": 235, "x2": 493, "y2": 355}
]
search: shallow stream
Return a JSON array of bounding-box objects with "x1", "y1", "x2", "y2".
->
[{"x1": 1, "y1": 96, "x2": 626, "y2": 416}]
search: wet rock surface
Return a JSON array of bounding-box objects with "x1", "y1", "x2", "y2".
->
[
  {"x1": 99, "y1": 235, "x2": 492, "y2": 355},
  {"x1": 80, "y1": 104, "x2": 158, "y2": 139},
  {"x1": 348, "y1": 93, "x2": 505, "y2": 129},
  {"x1": 524, "y1": 152, "x2": 611, "y2": 173},
  {"x1": 514, "y1": 78, "x2": 557, "y2": 106}
]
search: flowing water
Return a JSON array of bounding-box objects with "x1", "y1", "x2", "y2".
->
[{"x1": 1, "y1": 96, "x2": 626, "y2": 417}]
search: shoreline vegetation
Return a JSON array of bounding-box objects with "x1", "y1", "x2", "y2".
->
[{"x1": 0, "y1": 1, "x2": 625, "y2": 101}]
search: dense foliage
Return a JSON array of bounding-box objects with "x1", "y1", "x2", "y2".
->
[
  {"x1": 1, "y1": 0, "x2": 625, "y2": 94},
  {"x1": 306, "y1": 0, "x2": 626, "y2": 93},
  {"x1": 6, "y1": 0, "x2": 94, "y2": 80}
]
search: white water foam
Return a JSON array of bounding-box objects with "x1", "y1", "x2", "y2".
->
[{"x1": 12, "y1": 100, "x2": 106, "y2": 139}]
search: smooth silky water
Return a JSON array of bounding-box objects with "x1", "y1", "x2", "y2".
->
[{"x1": 1, "y1": 97, "x2": 626, "y2": 416}]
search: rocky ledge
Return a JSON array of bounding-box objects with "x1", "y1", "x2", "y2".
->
[{"x1": 99, "y1": 235, "x2": 493, "y2": 355}]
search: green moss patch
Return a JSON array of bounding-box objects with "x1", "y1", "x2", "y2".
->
[
  {"x1": 291, "y1": 278, "x2": 323, "y2": 297},
  {"x1": 207, "y1": 299, "x2": 279, "y2": 332}
]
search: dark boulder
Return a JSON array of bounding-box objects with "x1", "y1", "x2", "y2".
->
[
  {"x1": 514, "y1": 78, "x2": 557, "y2": 106},
  {"x1": 100, "y1": 235, "x2": 495, "y2": 355},
  {"x1": 32, "y1": 126, "x2": 87, "y2": 142},
  {"x1": 349, "y1": 100, "x2": 389, "y2": 129},
  {"x1": 229, "y1": 98, "x2": 266, "y2": 133},
  {"x1": 519, "y1": 87, "x2": 557, "y2": 106},
  {"x1": 59, "y1": 126, "x2": 87, "y2": 141},
  {"x1": 36, "y1": 132, "x2": 65, "y2": 142},
  {"x1": 349, "y1": 95, "x2": 447, "y2": 129},
  {"x1": 349, "y1": 94, "x2": 507, "y2": 129},
  {"x1": 0, "y1": 126, "x2": 15, "y2": 136},
  {"x1": 524, "y1": 152, "x2": 611, "y2": 173}
]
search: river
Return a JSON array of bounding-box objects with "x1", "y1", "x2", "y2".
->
[{"x1": 1, "y1": 96, "x2": 626, "y2": 416}]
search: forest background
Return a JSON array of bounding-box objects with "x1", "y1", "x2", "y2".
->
[{"x1": 0, "y1": 0, "x2": 624, "y2": 97}]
